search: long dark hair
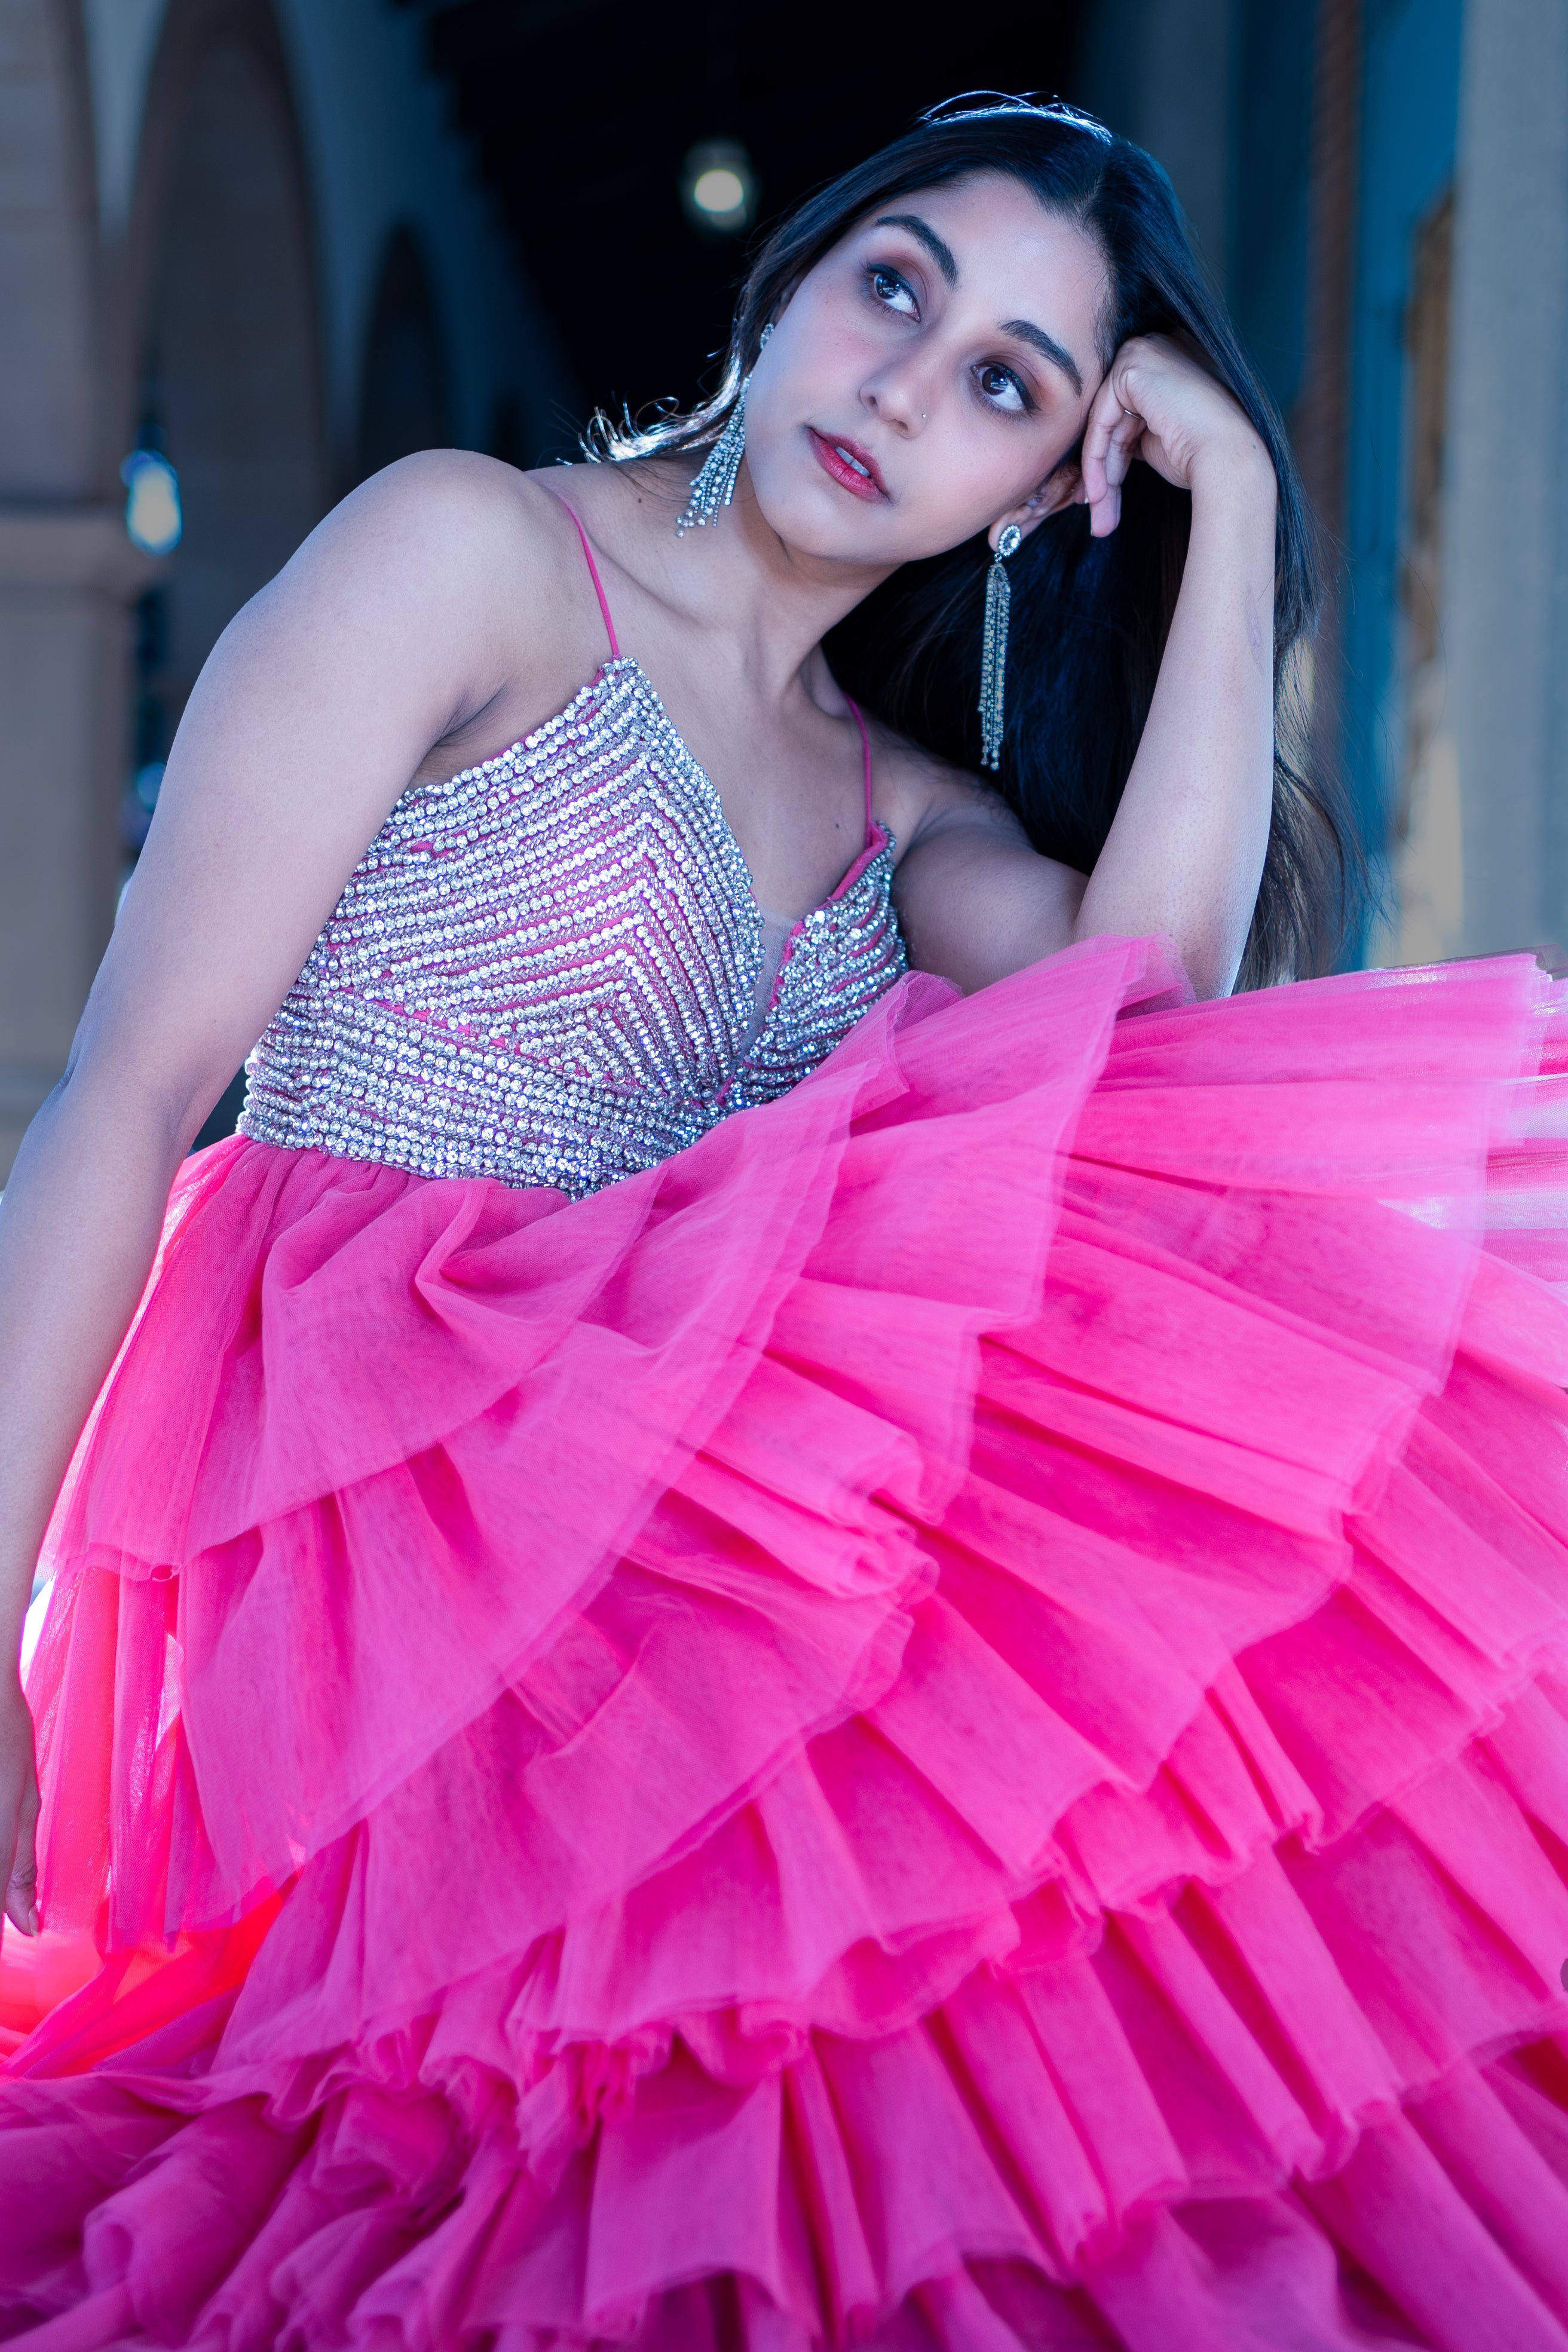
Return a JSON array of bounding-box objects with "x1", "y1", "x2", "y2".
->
[{"x1": 588, "y1": 100, "x2": 1363, "y2": 985}]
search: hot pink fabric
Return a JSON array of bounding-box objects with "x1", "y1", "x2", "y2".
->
[{"x1": 7, "y1": 935, "x2": 1568, "y2": 2347}]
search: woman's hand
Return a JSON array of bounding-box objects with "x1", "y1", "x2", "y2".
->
[
  {"x1": 1, "y1": 1672, "x2": 39, "y2": 1937},
  {"x1": 1079, "y1": 333, "x2": 1270, "y2": 537}
]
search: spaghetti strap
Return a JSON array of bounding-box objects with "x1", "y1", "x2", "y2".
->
[
  {"x1": 550, "y1": 488, "x2": 870, "y2": 847},
  {"x1": 844, "y1": 694, "x2": 874, "y2": 842},
  {"x1": 547, "y1": 491, "x2": 620, "y2": 661}
]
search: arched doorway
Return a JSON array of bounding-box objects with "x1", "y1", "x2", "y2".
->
[
  {"x1": 129, "y1": 0, "x2": 327, "y2": 1140},
  {"x1": 357, "y1": 223, "x2": 452, "y2": 480},
  {"x1": 134, "y1": 4, "x2": 327, "y2": 800}
]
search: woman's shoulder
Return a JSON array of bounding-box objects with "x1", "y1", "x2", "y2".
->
[
  {"x1": 862, "y1": 717, "x2": 1031, "y2": 856},
  {"x1": 327, "y1": 449, "x2": 587, "y2": 606},
  {"x1": 310, "y1": 452, "x2": 620, "y2": 770}
]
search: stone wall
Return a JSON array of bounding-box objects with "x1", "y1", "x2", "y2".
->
[
  {"x1": 0, "y1": 2, "x2": 136, "y2": 1172},
  {"x1": 0, "y1": 0, "x2": 558, "y2": 1178}
]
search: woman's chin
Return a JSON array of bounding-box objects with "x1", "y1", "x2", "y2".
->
[{"x1": 749, "y1": 480, "x2": 917, "y2": 573}]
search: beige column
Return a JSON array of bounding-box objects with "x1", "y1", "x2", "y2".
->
[
  {"x1": 1444, "y1": 0, "x2": 1568, "y2": 958},
  {"x1": 0, "y1": 510, "x2": 157, "y2": 1174}
]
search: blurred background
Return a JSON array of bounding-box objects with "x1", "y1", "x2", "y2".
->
[{"x1": 0, "y1": 0, "x2": 1559, "y2": 1171}]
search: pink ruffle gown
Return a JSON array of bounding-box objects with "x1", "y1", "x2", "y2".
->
[{"x1": 7, "y1": 516, "x2": 1568, "y2": 2350}]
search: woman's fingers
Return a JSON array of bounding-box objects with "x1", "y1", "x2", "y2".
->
[
  {"x1": 5, "y1": 1813, "x2": 38, "y2": 1937},
  {"x1": 1085, "y1": 335, "x2": 1221, "y2": 534},
  {"x1": 1105, "y1": 412, "x2": 1143, "y2": 483},
  {"x1": 4, "y1": 1781, "x2": 38, "y2": 1937},
  {"x1": 1088, "y1": 400, "x2": 1146, "y2": 538},
  {"x1": 1078, "y1": 380, "x2": 1119, "y2": 510},
  {"x1": 1083, "y1": 330, "x2": 1266, "y2": 537},
  {"x1": 1082, "y1": 374, "x2": 1135, "y2": 535},
  {"x1": 1, "y1": 1681, "x2": 40, "y2": 1937}
]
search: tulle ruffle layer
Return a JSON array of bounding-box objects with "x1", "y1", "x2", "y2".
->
[{"x1": 6, "y1": 936, "x2": 1568, "y2": 2348}]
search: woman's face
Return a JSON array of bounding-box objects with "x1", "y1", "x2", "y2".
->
[{"x1": 743, "y1": 172, "x2": 1113, "y2": 568}]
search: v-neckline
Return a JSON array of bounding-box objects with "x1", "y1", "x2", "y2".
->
[
  {"x1": 443, "y1": 653, "x2": 892, "y2": 936},
  {"x1": 620, "y1": 658, "x2": 890, "y2": 928}
]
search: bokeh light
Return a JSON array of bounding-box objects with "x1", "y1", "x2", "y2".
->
[
  {"x1": 121, "y1": 451, "x2": 182, "y2": 555},
  {"x1": 681, "y1": 141, "x2": 755, "y2": 235}
]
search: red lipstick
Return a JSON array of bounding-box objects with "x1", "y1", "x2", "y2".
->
[{"x1": 807, "y1": 428, "x2": 887, "y2": 502}]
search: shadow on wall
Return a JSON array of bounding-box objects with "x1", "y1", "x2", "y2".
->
[
  {"x1": 357, "y1": 222, "x2": 452, "y2": 481},
  {"x1": 140, "y1": 33, "x2": 326, "y2": 759},
  {"x1": 132, "y1": 24, "x2": 327, "y2": 1150}
]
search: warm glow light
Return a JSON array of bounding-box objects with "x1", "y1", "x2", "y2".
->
[
  {"x1": 693, "y1": 166, "x2": 745, "y2": 216},
  {"x1": 122, "y1": 451, "x2": 182, "y2": 555}
]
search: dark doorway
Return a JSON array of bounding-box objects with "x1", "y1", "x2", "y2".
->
[
  {"x1": 143, "y1": 33, "x2": 326, "y2": 752},
  {"x1": 135, "y1": 22, "x2": 327, "y2": 1151},
  {"x1": 357, "y1": 223, "x2": 452, "y2": 479},
  {"x1": 396, "y1": 3, "x2": 1087, "y2": 450}
]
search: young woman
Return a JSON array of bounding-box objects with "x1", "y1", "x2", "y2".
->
[{"x1": 1, "y1": 96, "x2": 1566, "y2": 2351}]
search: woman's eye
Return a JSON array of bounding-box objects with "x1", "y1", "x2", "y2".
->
[
  {"x1": 977, "y1": 362, "x2": 1030, "y2": 415},
  {"x1": 867, "y1": 265, "x2": 917, "y2": 317}
]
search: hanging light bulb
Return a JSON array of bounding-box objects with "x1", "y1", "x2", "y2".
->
[
  {"x1": 681, "y1": 140, "x2": 757, "y2": 234},
  {"x1": 122, "y1": 449, "x2": 182, "y2": 555}
]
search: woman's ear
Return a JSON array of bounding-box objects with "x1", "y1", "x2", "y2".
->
[{"x1": 987, "y1": 458, "x2": 1086, "y2": 551}]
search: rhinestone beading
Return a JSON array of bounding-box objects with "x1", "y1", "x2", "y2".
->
[{"x1": 240, "y1": 659, "x2": 906, "y2": 1199}]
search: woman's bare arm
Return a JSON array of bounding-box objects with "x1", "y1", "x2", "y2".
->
[
  {"x1": 895, "y1": 337, "x2": 1278, "y2": 1001},
  {"x1": 1073, "y1": 438, "x2": 1276, "y2": 993},
  {"x1": 0, "y1": 454, "x2": 568, "y2": 1933}
]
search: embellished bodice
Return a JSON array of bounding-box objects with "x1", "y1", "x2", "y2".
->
[{"x1": 239, "y1": 657, "x2": 907, "y2": 1200}]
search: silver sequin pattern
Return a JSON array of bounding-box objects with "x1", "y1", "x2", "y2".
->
[{"x1": 240, "y1": 659, "x2": 907, "y2": 1199}]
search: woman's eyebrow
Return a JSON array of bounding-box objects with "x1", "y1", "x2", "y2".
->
[
  {"x1": 874, "y1": 214, "x2": 957, "y2": 286},
  {"x1": 870, "y1": 215, "x2": 1085, "y2": 397},
  {"x1": 1002, "y1": 318, "x2": 1083, "y2": 397}
]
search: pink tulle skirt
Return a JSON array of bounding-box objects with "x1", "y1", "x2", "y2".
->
[{"x1": 8, "y1": 935, "x2": 1568, "y2": 2349}]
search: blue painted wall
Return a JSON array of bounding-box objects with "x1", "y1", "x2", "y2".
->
[
  {"x1": 1229, "y1": 0, "x2": 1316, "y2": 422},
  {"x1": 1342, "y1": 0, "x2": 1464, "y2": 879}
]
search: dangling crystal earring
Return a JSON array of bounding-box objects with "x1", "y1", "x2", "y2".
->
[
  {"x1": 676, "y1": 325, "x2": 772, "y2": 535},
  {"x1": 978, "y1": 523, "x2": 1022, "y2": 771}
]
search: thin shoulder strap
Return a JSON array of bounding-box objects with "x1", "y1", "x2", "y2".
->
[
  {"x1": 547, "y1": 490, "x2": 621, "y2": 660},
  {"x1": 844, "y1": 694, "x2": 875, "y2": 841}
]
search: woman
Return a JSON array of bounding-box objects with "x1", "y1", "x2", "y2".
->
[{"x1": 1, "y1": 93, "x2": 1566, "y2": 2350}]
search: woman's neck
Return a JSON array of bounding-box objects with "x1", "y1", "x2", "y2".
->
[{"x1": 575, "y1": 455, "x2": 898, "y2": 715}]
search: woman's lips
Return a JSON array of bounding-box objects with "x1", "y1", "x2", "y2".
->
[{"x1": 807, "y1": 428, "x2": 887, "y2": 502}]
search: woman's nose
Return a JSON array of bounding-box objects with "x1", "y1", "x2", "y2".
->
[{"x1": 859, "y1": 360, "x2": 934, "y2": 436}]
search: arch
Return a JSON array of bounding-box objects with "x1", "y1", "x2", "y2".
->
[
  {"x1": 356, "y1": 222, "x2": 452, "y2": 481},
  {"x1": 132, "y1": 0, "x2": 327, "y2": 746},
  {"x1": 110, "y1": 0, "x2": 329, "y2": 1144}
]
